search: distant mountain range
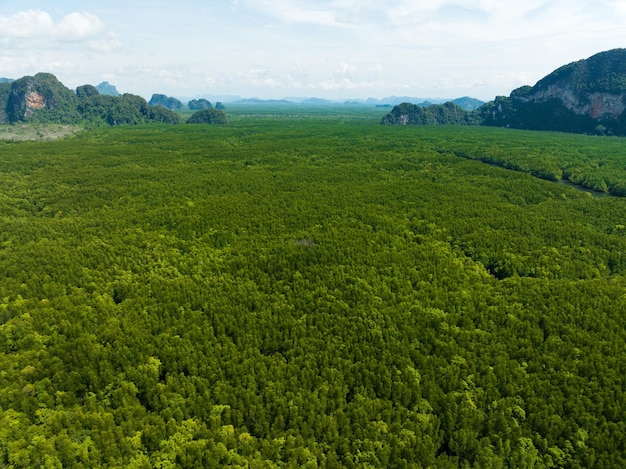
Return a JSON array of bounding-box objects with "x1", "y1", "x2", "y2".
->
[
  {"x1": 0, "y1": 77, "x2": 483, "y2": 113},
  {"x1": 230, "y1": 96, "x2": 484, "y2": 111},
  {"x1": 6, "y1": 49, "x2": 626, "y2": 135}
]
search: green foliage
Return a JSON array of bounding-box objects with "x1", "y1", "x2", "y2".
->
[
  {"x1": 76, "y1": 84, "x2": 100, "y2": 99},
  {"x1": 187, "y1": 108, "x2": 229, "y2": 124},
  {"x1": 78, "y1": 93, "x2": 181, "y2": 126},
  {"x1": 148, "y1": 105, "x2": 182, "y2": 124},
  {"x1": 422, "y1": 125, "x2": 626, "y2": 195},
  {"x1": 1, "y1": 114, "x2": 626, "y2": 466},
  {"x1": 0, "y1": 82, "x2": 12, "y2": 123}
]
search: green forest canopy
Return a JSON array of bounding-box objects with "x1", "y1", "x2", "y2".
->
[{"x1": 1, "y1": 109, "x2": 626, "y2": 467}]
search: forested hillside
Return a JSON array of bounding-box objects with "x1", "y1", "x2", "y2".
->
[
  {"x1": 481, "y1": 49, "x2": 626, "y2": 135},
  {"x1": 1, "y1": 111, "x2": 626, "y2": 467}
]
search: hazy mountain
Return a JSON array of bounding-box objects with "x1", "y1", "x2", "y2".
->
[
  {"x1": 365, "y1": 96, "x2": 484, "y2": 111},
  {"x1": 452, "y1": 96, "x2": 484, "y2": 111},
  {"x1": 234, "y1": 98, "x2": 293, "y2": 105},
  {"x1": 149, "y1": 93, "x2": 183, "y2": 110},
  {"x1": 188, "y1": 98, "x2": 213, "y2": 110},
  {"x1": 301, "y1": 97, "x2": 334, "y2": 105},
  {"x1": 96, "y1": 81, "x2": 119, "y2": 96}
]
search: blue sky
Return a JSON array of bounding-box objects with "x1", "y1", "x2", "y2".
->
[{"x1": 0, "y1": 0, "x2": 625, "y2": 101}]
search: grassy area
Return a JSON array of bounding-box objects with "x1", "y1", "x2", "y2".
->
[{"x1": 0, "y1": 123, "x2": 82, "y2": 141}]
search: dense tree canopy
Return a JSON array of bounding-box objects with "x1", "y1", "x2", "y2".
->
[{"x1": 1, "y1": 110, "x2": 626, "y2": 466}]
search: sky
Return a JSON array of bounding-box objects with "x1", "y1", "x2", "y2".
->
[{"x1": 0, "y1": 0, "x2": 625, "y2": 101}]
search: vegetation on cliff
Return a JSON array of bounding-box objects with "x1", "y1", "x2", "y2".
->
[
  {"x1": 6, "y1": 73, "x2": 81, "y2": 124},
  {"x1": 0, "y1": 82, "x2": 11, "y2": 124},
  {"x1": 481, "y1": 49, "x2": 626, "y2": 135},
  {"x1": 78, "y1": 91, "x2": 181, "y2": 125},
  {"x1": 381, "y1": 101, "x2": 480, "y2": 125}
]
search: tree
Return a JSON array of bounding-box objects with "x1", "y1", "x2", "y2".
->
[
  {"x1": 186, "y1": 108, "x2": 228, "y2": 124},
  {"x1": 76, "y1": 85, "x2": 100, "y2": 99},
  {"x1": 148, "y1": 106, "x2": 181, "y2": 124}
]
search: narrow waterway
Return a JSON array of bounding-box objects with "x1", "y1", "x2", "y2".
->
[{"x1": 555, "y1": 179, "x2": 613, "y2": 198}]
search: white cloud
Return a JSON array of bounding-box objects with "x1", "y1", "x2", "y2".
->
[
  {"x1": 0, "y1": 10, "x2": 54, "y2": 38},
  {"x1": 0, "y1": 9, "x2": 111, "y2": 46},
  {"x1": 2, "y1": 1, "x2": 626, "y2": 100},
  {"x1": 56, "y1": 12, "x2": 105, "y2": 41},
  {"x1": 89, "y1": 32, "x2": 122, "y2": 53},
  {"x1": 337, "y1": 62, "x2": 357, "y2": 74}
]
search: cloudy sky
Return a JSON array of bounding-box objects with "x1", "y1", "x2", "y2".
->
[{"x1": 0, "y1": 0, "x2": 625, "y2": 101}]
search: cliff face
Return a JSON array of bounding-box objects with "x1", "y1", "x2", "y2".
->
[
  {"x1": 484, "y1": 49, "x2": 626, "y2": 134},
  {"x1": 515, "y1": 85, "x2": 626, "y2": 118}
]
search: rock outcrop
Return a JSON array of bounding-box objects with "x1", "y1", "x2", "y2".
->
[
  {"x1": 149, "y1": 93, "x2": 183, "y2": 110},
  {"x1": 96, "y1": 81, "x2": 119, "y2": 96},
  {"x1": 6, "y1": 73, "x2": 79, "y2": 123},
  {"x1": 188, "y1": 98, "x2": 212, "y2": 110}
]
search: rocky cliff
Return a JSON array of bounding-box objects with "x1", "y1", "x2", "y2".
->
[{"x1": 482, "y1": 49, "x2": 626, "y2": 134}]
